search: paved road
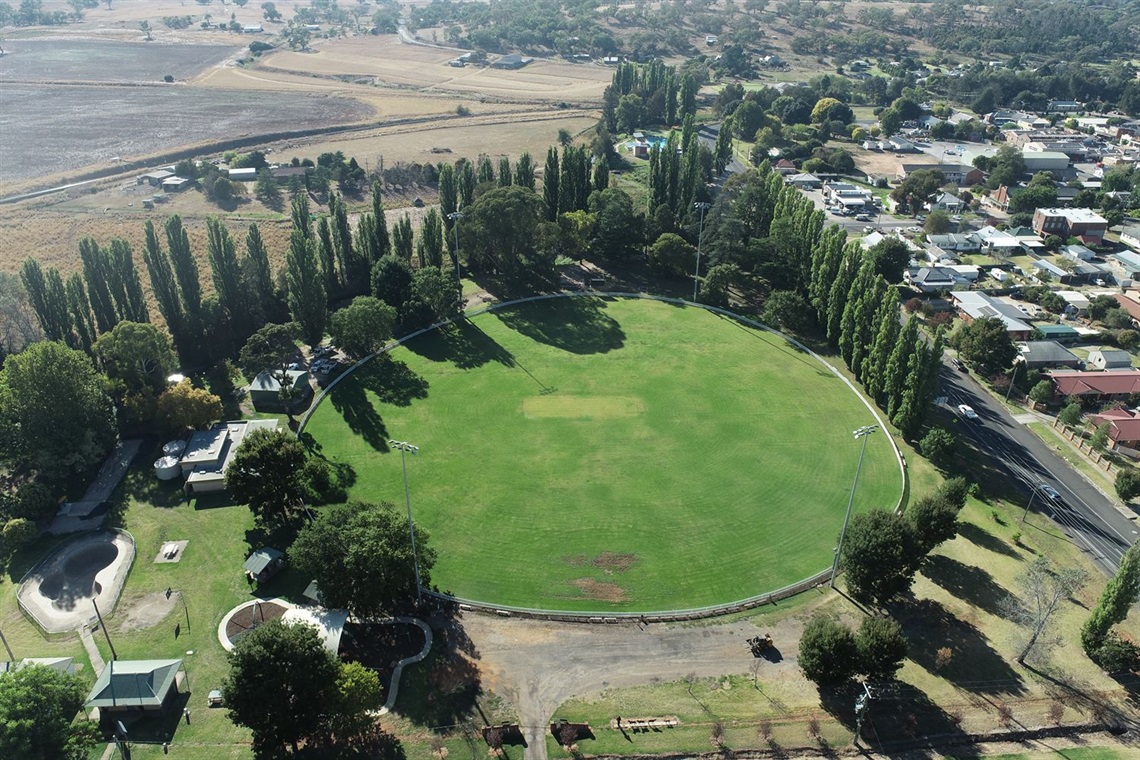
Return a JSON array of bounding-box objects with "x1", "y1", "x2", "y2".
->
[{"x1": 939, "y1": 360, "x2": 1138, "y2": 574}]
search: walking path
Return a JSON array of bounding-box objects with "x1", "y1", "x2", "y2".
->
[
  {"x1": 80, "y1": 625, "x2": 105, "y2": 676},
  {"x1": 377, "y1": 617, "x2": 432, "y2": 716}
]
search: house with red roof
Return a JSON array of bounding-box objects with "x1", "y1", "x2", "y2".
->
[
  {"x1": 1091, "y1": 408, "x2": 1140, "y2": 454},
  {"x1": 1046, "y1": 370, "x2": 1140, "y2": 401}
]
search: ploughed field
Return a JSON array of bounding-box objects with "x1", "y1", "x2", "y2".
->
[
  {"x1": 303, "y1": 297, "x2": 901, "y2": 613},
  {"x1": 0, "y1": 39, "x2": 239, "y2": 82}
]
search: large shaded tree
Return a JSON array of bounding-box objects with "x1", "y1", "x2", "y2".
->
[
  {"x1": 238, "y1": 322, "x2": 302, "y2": 417},
  {"x1": 0, "y1": 664, "x2": 100, "y2": 760},
  {"x1": 224, "y1": 427, "x2": 306, "y2": 522},
  {"x1": 954, "y1": 316, "x2": 1017, "y2": 376},
  {"x1": 460, "y1": 185, "x2": 553, "y2": 288},
  {"x1": 840, "y1": 509, "x2": 922, "y2": 606},
  {"x1": 798, "y1": 614, "x2": 859, "y2": 686},
  {"x1": 93, "y1": 320, "x2": 178, "y2": 396},
  {"x1": 291, "y1": 500, "x2": 436, "y2": 618},
  {"x1": 328, "y1": 296, "x2": 397, "y2": 359},
  {"x1": 0, "y1": 341, "x2": 116, "y2": 479}
]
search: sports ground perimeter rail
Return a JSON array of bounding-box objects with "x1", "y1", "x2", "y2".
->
[{"x1": 298, "y1": 292, "x2": 908, "y2": 622}]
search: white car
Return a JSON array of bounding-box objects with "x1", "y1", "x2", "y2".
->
[{"x1": 958, "y1": 404, "x2": 978, "y2": 420}]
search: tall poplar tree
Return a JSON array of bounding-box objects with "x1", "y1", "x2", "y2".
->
[
  {"x1": 107, "y1": 238, "x2": 148, "y2": 324},
  {"x1": 20, "y1": 258, "x2": 70, "y2": 343},
  {"x1": 393, "y1": 214, "x2": 414, "y2": 261},
  {"x1": 862, "y1": 288, "x2": 901, "y2": 404},
  {"x1": 808, "y1": 225, "x2": 846, "y2": 323},
  {"x1": 476, "y1": 154, "x2": 495, "y2": 185},
  {"x1": 142, "y1": 220, "x2": 183, "y2": 338},
  {"x1": 165, "y1": 215, "x2": 201, "y2": 313},
  {"x1": 438, "y1": 164, "x2": 458, "y2": 226},
  {"x1": 285, "y1": 229, "x2": 327, "y2": 348},
  {"x1": 65, "y1": 273, "x2": 96, "y2": 353},
  {"x1": 207, "y1": 218, "x2": 247, "y2": 341},
  {"x1": 497, "y1": 156, "x2": 512, "y2": 187},
  {"x1": 458, "y1": 159, "x2": 476, "y2": 209},
  {"x1": 543, "y1": 147, "x2": 560, "y2": 221},
  {"x1": 316, "y1": 217, "x2": 339, "y2": 298},
  {"x1": 369, "y1": 181, "x2": 391, "y2": 258},
  {"x1": 514, "y1": 152, "x2": 535, "y2": 190},
  {"x1": 418, "y1": 208, "x2": 445, "y2": 268},
  {"x1": 244, "y1": 223, "x2": 277, "y2": 321},
  {"x1": 885, "y1": 316, "x2": 920, "y2": 419},
  {"x1": 79, "y1": 238, "x2": 117, "y2": 333},
  {"x1": 826, "y1": 243, "x2": 862, "y2": 344}
]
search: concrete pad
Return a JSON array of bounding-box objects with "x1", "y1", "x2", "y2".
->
[{"x1": 153, "y1": 540, "x2": 188, "y2": 563}]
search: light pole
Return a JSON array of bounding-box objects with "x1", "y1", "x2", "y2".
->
[
  {"x1": 447, "y1": 211, "x2": 464, "y2": 309},
  {"x1": 830, "y1": 425, "x2": 878, "y2": 588},
  {"x1": 1020, "y1": 484, "x2": 1039, "y2": 526},
  {"x1": 693, "y1": 201, "x2": 712, "y2": 302},
  {"x1": 389, "y1": 440, "x2": 423, "y2": 605}
]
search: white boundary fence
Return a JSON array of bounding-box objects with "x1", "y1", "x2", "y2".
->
[{"x1": 297, "y1": 292, "x2": 908, "y2": 622}]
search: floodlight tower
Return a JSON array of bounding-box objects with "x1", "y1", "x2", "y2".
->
[
  {"x1": 389, "y1": 440, "x2": 423, "y2": 605},
  {"x1": 830, "y1": 425, "x2": 878, "y2": 588},
  {"x1": 693, "y1": 201, "x2": 712, "y2": 302}
]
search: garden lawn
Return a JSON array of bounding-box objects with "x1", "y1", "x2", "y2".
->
[{"x1": 303, "y1": 297, "x2": 900, "y2": 612}]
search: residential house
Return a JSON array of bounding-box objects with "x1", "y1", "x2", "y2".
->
[
  {"x1": 1007, "y1": 226, "x2": 1046, "y2": 252},
  {"x1": 161, "y1": 177, "x2": 192, "y2": 193},
  {"x1": 906, "y1": 267, "x2": 962, "y2": 293},
  {"x1": 952, "y1": 291, "x2": 1033, "y2": 340},
  {"x1": 1122, "y1": 226, "x2": 1140, "y2": 252},
  {"x1": 945, "y1": 264, "x2": 981, "y2": 282},
  {"x1": 1056, "y1": 290, "x2": 1090, "y2": 315},
  {"x1": 927, "y1": 192, "x2": 963, "y2": 213},
  {"x1": 1088, "y1": 349, "x2": 1133, "y2": 370},
  {"x1": 1032, "y1": 208, "x2": 1108, "y2": 245},
  {"x1": 244, "y1": 547, "x2": 285, "y2": 583},
  {"x1": 1015, "y1": 341, "x2": 1081, "y2": 369},
  {"x1": 974, "y1": 226, "x2": 1023, "y2": 256},
  {"x1": 1090, "y1": 409, "x2": 1140, "y2": 455},
  {"x1": 927, "y1": 233, "x2": 981, "y2": 253},
  {"x1": 1046, "y1": 370, "x2": 1140, "y2": 401},
  {"x1": 271, "y1": 165, "x2": 309, "y2": 183},
  {"x1": 1115, "y1": 291, "x2": 1140, "y2": 322},
  {"x1": 137, "y1": 169, "x2": 174, "y2": 187},
  {"x1": 773, "y1": 158, "x2": 797, "y2": 175},
  {"x1": 85, "y1": 659, "x2": 184, "y2": 718},
  {"x1": 1032, "y1": 259, "x2": 1070, "y2": 283},
  {"x1": 883, "y1": 136, "x2": 918, "y2": 152},
  {"x1": 896, "y1": 162, "x2": 984, "y2": 186},
  {"x1": 786, "y1": 173, "x2": 821, "y2": 189}
]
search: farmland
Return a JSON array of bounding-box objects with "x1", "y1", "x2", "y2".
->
[{"x1": 0, "y1": 38, "x2": 239, "y2": 82}]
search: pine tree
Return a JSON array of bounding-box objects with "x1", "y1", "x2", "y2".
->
[
  {"x1": 497, "y1": 156, "x2": 512, "y2": 187},
  {"x1": 393, "y1": 214, "x2": 414, "y2": 261},
  {"x1": 142, "y1": 220, "x2": 183, "y2": 337},
  {"x1": 285, "y1": 228, "x2": 327, "y2": 348},
  {"x1": 165, "y1": 215, "x2": 201, "y2": 313},
  {"x1": 543, "y1": 147, "x2": 560, "y2": 221},
  {"x1": 78, "y1": 237, "x2": 118, "y2": 333},
  {"x1": 514, "y1": 152, "x2": 535, "y2": 190},
  {"x1": 20, "y1": 258, "x2": 70, "y2": 342},
  {"x1": 65, "y1": 273, "x2": 96, "y2": 353}
]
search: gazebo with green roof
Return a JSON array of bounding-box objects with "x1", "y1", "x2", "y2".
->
[{"x1": 85, "y1": 659, "x2": 184, "y2": 717}]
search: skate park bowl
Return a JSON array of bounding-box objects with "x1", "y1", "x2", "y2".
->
[{"x1": 18, "y1": 530, "x2": 135, "y2": 634}]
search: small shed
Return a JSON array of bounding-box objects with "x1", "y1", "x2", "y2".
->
[
  {"x1": 249, "y1": 370, "x2": 310, "y2": 410},
  {"x1": 244, "y1": 547, "x2": 285, "y2": 584},
  {"x1": 1088, "y1": 349, "x2": 1133, "y2": 370},
  {"x1": 162, "y1": 177, "x2": 192, "y2": 193},
  {"x1": 227, "y1": 167, "x2": 258, "y2": 182}
]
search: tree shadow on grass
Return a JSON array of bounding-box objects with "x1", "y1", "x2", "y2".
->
[
  {"x1": 920, "y1": 554, "x2": 1012, "y2": 618},
  {"x1": 393, "y1": 601, "x2": 483, "y2": 729},
  {"x1": 405, "y1": 318, "x2": 516, "y2": 370},
  {"x1": 327, "y1": 356, "x2": 429, "y2": 452},
  {"x1": 856, "y1": 685, "x2": 976, "y2": 756},
  {"x1": 494, "y1": 297, "x2": 625, "y2": 354},
  {"x1": 895, "y1": 599, "x2": 1025, "y2": 696},
  {"x1": 956, "y1": 521, "x2": 1023, "y2": 560}
]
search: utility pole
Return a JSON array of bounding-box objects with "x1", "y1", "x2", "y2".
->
[
  {"x1": 1006, "y1": 361, "x2": 1020, "y2": 402},
  {"x1": 830, "y1": 425, "x2": 878, "y2": 588},
  {"x1": 389, "y1": 440, "x2": 423, "y2": 605},
  {"x1": 0, "y1": 624, "x2": 14, "y2": 661},
  {"x1": 693, "y1": 201, "x2": 712, "y2": 302}
]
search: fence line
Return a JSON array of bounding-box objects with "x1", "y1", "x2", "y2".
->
[{"x1": 297, "y1": 292, "x2": 909, "y2": 620}]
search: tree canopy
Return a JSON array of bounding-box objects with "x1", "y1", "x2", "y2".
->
[
  {"x1": 0, "y1": 341, "x2": 117, "y2": 479},
  {"x1": 224, "y1": 427, "x2": 307, "y2": 522},
  {"x1": 954, "y1": 316, "x2": 1018, "y2": 376},
  {"x1": 291, "y1": 501, "x2": 436, "y2": 618},
  {"x1": 328, "y1": 296, "x2": 397, "y2": 359},
  {"x1": 0, "y1": 664, "x2": 100, "y2": 760}
]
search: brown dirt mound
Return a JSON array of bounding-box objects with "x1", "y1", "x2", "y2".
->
[
  {"x1": 592, "y1": 552, "x2": 638, "y2": 573},
  {"x1": 563, "y1": 555, "x2": 587, "y2": 567},
  {"x1": 572, "y1": 578, "x2": 627, "y2": 603}
]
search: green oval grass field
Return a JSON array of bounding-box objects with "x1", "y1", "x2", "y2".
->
[{"x1": 303, "y1": 297, "x2": 901, "y2": 612}]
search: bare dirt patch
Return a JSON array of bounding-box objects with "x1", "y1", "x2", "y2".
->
[
  {"x1": 571, "y1": 578, "x2": 627, "y2": 604},
  {"x1": 117, "y1": 590, "x2": 178, "y2": 632},
  {"x1": 563, "y1": 555, "x2": 587, "y2": 567},
  {"x1": 592, "y1": 552, "x2": 638, "y2": 574}
]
